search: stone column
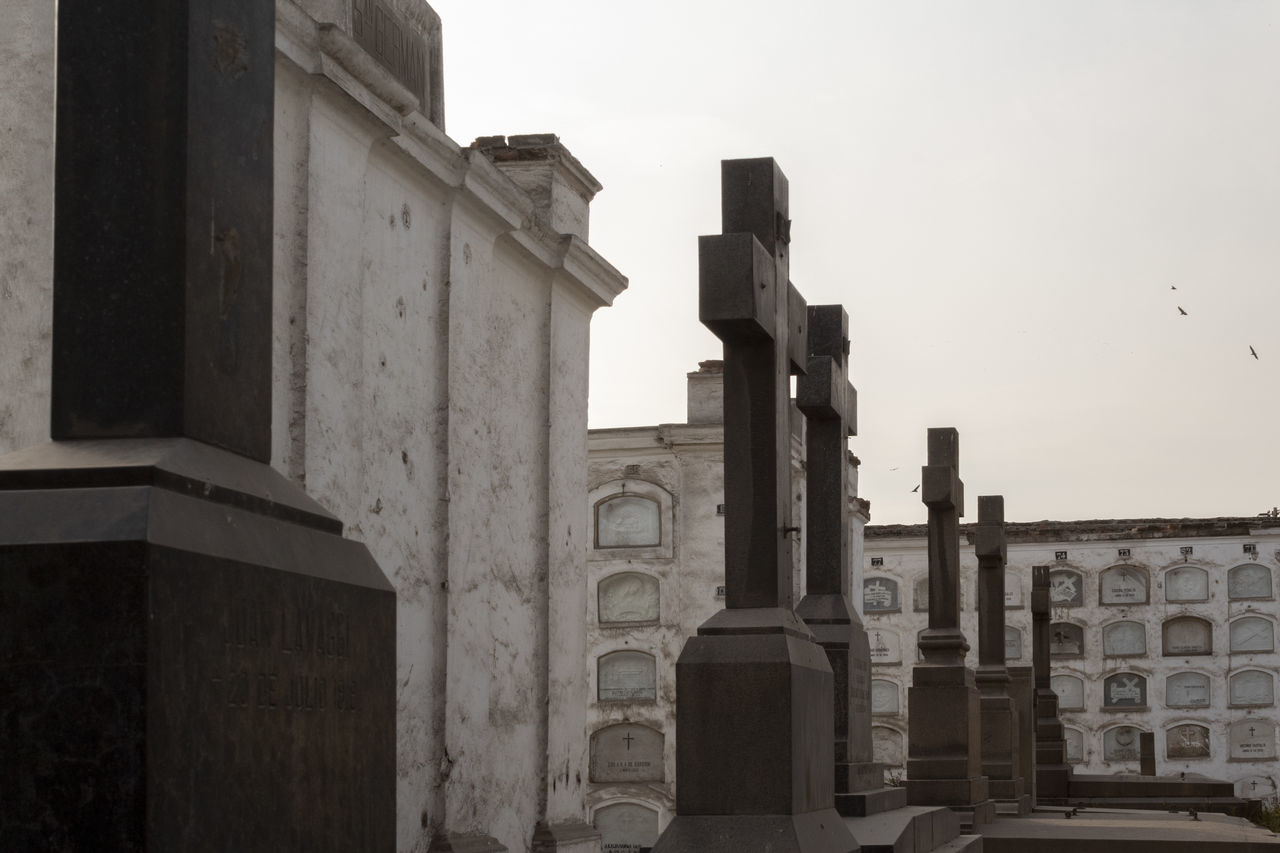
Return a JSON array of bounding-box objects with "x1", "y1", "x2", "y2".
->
[
  {"x1": 974, "y1": 496, "x2": 1030, "y2": 815},
  {"x1": 905, "y1": 428, "x2": 994, "y2": 829},
  {"x1": 1007, "y1": 664, "x2": 1036, "y2": 804},
  {"x1": 1032, "y1": 566, "x2": 1071, "y2": 802}
]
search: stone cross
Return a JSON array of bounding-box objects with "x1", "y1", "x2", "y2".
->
[
  {"x1": 1031, "y1": 566, "x2": 1052, "y2": 690},
  {"x1": 700, "y1": 158, "x2": 807, "y2": 611},
  {"x1": 918, "y1": 427, "x2": 968, "y2": 664},
  {"x1": 976, "y1": 495, "x2": 1008, "y2": 676},
  {"x1": 1032, "y1": 565, "x2": 1071, "y2": 800}
]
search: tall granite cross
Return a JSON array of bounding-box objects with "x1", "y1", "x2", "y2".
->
[
  {"x1": 0, "y1": 2, "x2": 395, "y2": 848},
  {"x1": 652, "y1": 159, "x2": 857, "y2": 853},
  {"x1": 918, "y1": 428, "x2": 969, "y2": 664},
  {"x1": 1032, "y1": 565, "x2": 1072, "y2": 801}
]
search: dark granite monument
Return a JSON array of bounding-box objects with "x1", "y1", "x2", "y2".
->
[
  {"x1": 973, "y1": 496, "x2": 1030, "y2": 815},
  {"x1": 0, "y1": 1, "x2": 396, "y2": 849},
  {"x1": 795, "y1": 307, "x2": 905, "y2": 819},
  {"x1": 650, "y1": 159, "x2": 858, "y2": 852},
  {"x1": 905, "y1": 428, "x2": 994, "y2": 829},
  {"x1": 1032, "y1": 565, "x2": 1072, "y2": 802}
]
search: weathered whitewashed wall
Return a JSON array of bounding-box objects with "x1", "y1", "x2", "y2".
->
[
  {"x1": 864, "y1": 519, "x2": 1280, "y2": 802},
  {"x1": 0, "y1": 2, "x2": 626, "y2": 851}
]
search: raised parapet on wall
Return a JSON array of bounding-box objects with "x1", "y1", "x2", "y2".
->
[
  {"x1": 686, "y1": 361, "x2": 724, "y2": 424},
  {"x1": 472, "y1": 134, "x2": 602, "y2": 240}
]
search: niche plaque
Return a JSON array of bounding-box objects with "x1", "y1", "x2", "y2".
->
[
  {"x1": 1165, "y1": 566, "x2": 1209, "y2": 602},
  {"x1": 1230, "y1": 617, "x2": 1274, "y2": 653},
  {"x1": 1065, "y1": 728, "x2": 1084, "y2": 763},
  {"x1": 1050, "y1": 570, "x2": 1083, "y2": 607},
  {"x1": 1167, "y1": 724, "x2": 1210, "y2": 759},
  {"x1": 1103, "y1": 673, "x2": 1147, "y2": 708},
  {"x1": 1004, "y1": 626, "x2": 1022, "y2": 660},
  {"x1": 1230, "y1": 720, "x2": 1276, "y2": 760},
  {"x1": 598, "y1": 572, "x2": 659, "y2": 624},
  {"x1": 589, "y1": 724, "x2": 663, "y2": 783},
  {"x1": 1100, "y1": 566, "x2": 1148, "y2": 605},
  {"x1": 598, "y1": 651, "x2": 656, "y2": 701},
  {"x1": 1163, "y1": 616, "x2": 1211, "y2": 656},
  {"x1": 1229, "y1": 564, "x2": 1272, "y2": 600},
  {"x1": 1103, "y1": 621, "x2": 1146, "y2": 657},
  {"x1": 1166, "y1": 672, "x2": 1210, "y2": 708},
  {"x1": 869, "y1": 629, "x2": 901, "y2": 665},
  {"x1": 863, "y1": 577, "x2": 900, "y2": 613},
  {"x1": 913, "y1": 577, "x2": 929, "y2": 612},
  {"x1": 1104, "y1": 726, "x2": 1142, "y2": 761},
  {"x1": 871, "y1": 679, "x2": 899, "y2": 715},
  {"x1": 1230, "y1": 670, "x2": 1275, "y2": 707},
  {"x1": 594, "y1": 803, "x2": 659, "y2": 853},
  {"x1": 872, "y1": 726, "x2": 904, "y2": 768},
  {"x1": 595, "y1": 496, "x2": 660, "y2": 548},
  {"x1": 1051, "y1": 674, "x2": 1084, "y2": 710},
  {"x1": 1051, "y1": 623, "x2": 1083, "y2": 657},
  {"x1": 1004, "y1": 570, "x2": 1023, "y2": 608}
]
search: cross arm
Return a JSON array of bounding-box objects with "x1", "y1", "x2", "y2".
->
[
  {"x1": 699, "y1": 233, "x2": 776, "y2": 343},
  {"x1": 974, "y1": 494, "x2": 1007, "y2": 562},
  {"x1": 795, "y1": 356, "x2": 856, "y2": 431}
]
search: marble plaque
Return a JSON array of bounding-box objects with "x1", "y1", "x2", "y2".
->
[
  {"x1": 595, "y1": 496, "x2": 660, "y2": 548},
  {"x1": 1100, "y1": 566, "x2": 1148, "y2": 605},
  {"x1": 1051, "y1": 674, "x2": 1084, "y2": 710},
  {"x1": 1162, "y1": 616, "x2": 1211, "y2": 656},
  {"x1": 1165, "y1": 566, "x2": 1209, "y2": 602},
  {"x1": 1050, "y1": 570, "x2": 1083, "y2": 607},
  {"x1": 1230, "y1": 616, "x2": 1274, "y2": 653},
  {"x1": 598, "y1": 572, "x2": 660, "y2": 623},
  {"x1": 598, "y1": 651, "x2": 656, "y2": 701},
  {"x1": 1004, "y1": 570, "x2": 1023, "y2": 608},
  {"x1": 1103, "y1": 621, "x2": 1146, "y2": 657},
  {"x1": 1230, "y1": 670, "x2": 1275, "y2": 707},
  {"x1": 1104, "y1": 726, "x2": 1142, "y2": 761},
  {"x1": 1103, "y1": 673, "x2": 1147, "y2": 707},
  {"x1": 589, "y1": 724, "x2": 663, "y2": 782},
  {"x1": 869, "y1": 629, "x2": 901, "y2": 665},
  {"x1": 871, "y1": 679, "x2": 899, "y2": 715},
  {"x1": 913, "y1": 577, "x2": 929, "y2": 612},
  {"x1": 872, "y1": 726, "x2": 904, "y2": 768},
  {"x1": 1051, "y1": 622, "x2": 1084, "y2": 657},
  {"x1": 1229, "y1": 564, "x2": 1272, "y2": 600},
  {"x1": 594, "y1": 802, "x2": 659, "y2": 853},
  {"x1": 1236, "y1": 776, "x2": 1278, "y2": 800},
  {"x1": 1230, "y1": 719, "x2": 1276, "y2": 760},
  {"x1": 1004, "y1": 626, "x2": 1022, "y2": 660},
  {"x1": 863, "y1": 577, "x2": 900, "y2": 613},
  {"x1": 1167, "y1": 724, "x2": 1210, "y2": 759},
  {"x1": 1166, "y1": 672, "x2": 1210, "y2": 708},
  {"x1": 1065, "y1": 727, "x2": 1084, "y2": 763}
]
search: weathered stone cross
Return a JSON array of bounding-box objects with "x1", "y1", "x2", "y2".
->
[{"x1": 919, "y1": 427, "x2": 968, "y2": 663}]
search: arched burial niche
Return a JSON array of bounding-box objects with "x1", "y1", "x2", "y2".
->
[
  {"x1": 593, "y1": 802, "x2": 660, "y2": 853},
  {"x1": 1051, "y1": 674, "x2": 1084, "y2": 711},
  {"x1": 1162, "y1": 616, "x2": 1212, "y2": 656},
  {"x1": 597, "y1": 572, "x2": 659, "y2": 624},
  {"x1": 1166, "y1": 723, "x2": 1210, "y2": 760},
  {"x1": 589, "y1": 724, "x2": 664, "y2": 783},
  {"x1": 1230, "y1": 719, "x2": 1277, "y2": 761},
  {"x1": 597, "y1": 650, "x2": 656, "y2": 701},
  {"x1": 594, "y1": 494, "x2": 660, "y2": 548},
  {"x1": 871, "y1": 679, "x2": 900, "y2": 715},
  {"x1": 1102, "y1": 620, "x2": 1146, "y2": 657},
  {"x1": 1004, "y1": 626, "x2": 1023, "y2": 660},
  {"x1": 1165, "y1": 672, "x2": 1210, "y2": 708},
  {"x1": 1103, "y1": 725, "x2": 1144, "y2": 762},
  {"x1": 868, "y1": 628, "x2": 902, "y2": 665},
  {"x1": 1100, "y1": 565, "x2": 1148, "y2": 605},
  {"x1": 1064, "y1": 726, "x2": 1085, "y2": 763},
  {"x1": 1230, "y1": 616, "x2": 1275, "y2": 653},
  {"x1": 1164, "y1": 566, "x2": 1209, "y2": 602},
  {"x1": 1229, "y1": 670, "x2": 1275, "y2": 707},
  {"x1": 863, "y1": 576, "x2": 900, "y2": 613},
  {"x1": 1050, "y1": 622, "x2": 1084, "y2": 658},
  {"x1": 872, "y1": 726, "x2": 905, "y2": 771},
  {"x1": 1102, "y1": 672, "x2": 1147, "y2": 708},
  {"x1": 1049, "y1": 569, "x2": 1083, "y2": 607},
  {"x1": 1229, "y1": 564, "x2": 1273, "y2": 600}
]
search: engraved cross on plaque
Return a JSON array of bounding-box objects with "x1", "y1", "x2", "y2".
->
[
  {"x1": 918, "y1": 427, "x2": 968, "y2": 663},
  {"x1": 699, "y1": 158, "x2": 808, "y2": 612}
]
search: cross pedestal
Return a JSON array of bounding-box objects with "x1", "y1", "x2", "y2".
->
[
  {"x1": 650, "y1": 160, "x2": 857, "y2": 853},
  {"x1": 905, "y1": 429, "x2": 994, "y2": 830},
  {"x1": 1032, "y1": 565, "x2": 1072, "y2": 803},
  {"x1": 974, "y1": 496, "x2": 1030, "y2": 815}
]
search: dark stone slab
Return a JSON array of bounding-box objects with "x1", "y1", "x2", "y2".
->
[
  {"x1": 1140, "y1": 732, "x2": 1156, "y2": 775},
  {"x1": 651, "y1": 814, "x2": 858, "y2": 853},
  {"x1": 1031, "y1": 566, "x2": 1071, "y2": 802},
  {"x1": 834, "y1": 787, "x2": 908, "y2": 818}
]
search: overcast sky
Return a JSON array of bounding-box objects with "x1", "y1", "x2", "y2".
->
[{"x1": 432, "y1": 0, "x2": 1280, "y2": 526}]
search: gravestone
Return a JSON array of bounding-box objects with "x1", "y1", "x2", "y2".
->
[
  {"x1": 650, "y1": 159, "x2": 856, "y2": 853},
  {"x1": 594, "y1": 803, "x2": 659, "y2": 853},
  {"x1": 598, "y1": 651, "x2": 657, "y2": 701},
  {"x1": 869, "y1": 629, "x2": 902, "y2": 665},
  {"x1": 1102, "y1": 621, "x2": 1146, "y2": 657},
  {"x1": 974, "y1": 496, "x2": 1029, "y2": 813},
  {"x1": 906, "y1": 429, "x2": 994, "y2": 829},
  {"x1": 795, "y1": 304, "x2": 891, "y2": 816},
  {"x1": 1228, "y1": 564, "x2": 1272, "y2": 600},
  {"x1": 589, "y1": 724, "x2": 664, "y2": 783},
  {"x1": 1050, "y1": 675, "x2": 1084, "y2": 710},
  {"x1": 1049, "y1": 569, "x2": 1083, "y2": 607},
  {"x1": 1230, "y1": 616, "x2": 1274, "y2": 653},
  {"x1": 1230, "y1": 670, "x2": 1274, "y2": 706},
  {"x1": 596, "y1": 496, "x2": 661, "y2": 548},
  {"x1": 1165, "y1": 566, "x2": 1208, "y2": 602},
  {"x1": 1230, "y1": 720, "x2": 1276, "y2": 760},
  {"x1": 863, "y1": 577, "x2": 900, "y2": 613},
  {"x1": 598, "y1": 572, "x2": 660, "y2": 623},
  {"x1": 1162, "y1": 616, "x2": 1212, "y2": 656},
  {"x1": 1166, "y1": 672, "x2": 1211, "y2": 707},
  {"x1": 1100, "y1": 566, "x2": 1148, "y2": 605},
  {"x1": 0, "y1": 2, "x2": 395, "y2": 848},
  {"x1": 1104, "y1": 727, "x2": 1142, "y2": 762},
  {"x1": 1050, "y1": 623, "x2": 1083, "y2": 657},
  {"x1": 871, "y1": 680, "x2": 900, "y2": 715},
  {"x1": 1032, "y1": 566, "x2": 1071, "y2": 801},
  {"x1": 1166, "y1": 724, "x2": 1210, "y2": 760},
  {"x1": 1103, "y1": 673, "x2": 1147, "y2": 708}
]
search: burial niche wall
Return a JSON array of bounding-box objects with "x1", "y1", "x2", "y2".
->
[
  {"x1": 1162, "y1": 616, "x2": 1212, "y2": 656},
  {"x1": 1102, "y1": 620, "x2": 1147, "y2": 657},
  {"x1": 1166, "y1": 723, "x2": 1211, "y2": 760},
  {"x1": 869, "y1": 627, "x2": 902, "y2": 665},
  {"x1": 1229, "y1": 564, "x2": 1273, "y2": 600},
  {"x1": 593, "y1": 801, "x2": 660, "y2": 853},
  {"x1": 1165, "y1": 671, "x2": 1211, "y2": 708},
  {"x1": 1229, "y1": 616, "x2": 1275, "y2": 653},
  {"x1": 1100, "y1": 565, "x2": 1149, "y2": 605},
  {"x1": 1230, "y1": 719, "x2": 1277, "y2": 761},
  {"x1": 1103, "y1": 725, "x2": 1145, "y2": 762},
  {"x1": 1229, "y1": 669, "x2": 1275, "y2": 707},
  {"x1": 1050, "y1": 569, "x2": 1084, "y2": 607},
  {"x1": 589, "y1": 723, "x2": 663, "y2": 783},
  {"x1": 1164, "y1": 566, "x2": 1209, "y2": 602},
  {"x1": 597, "y1": 650, "x2": 657, "y2": 702},
  {"x1": 871, "y1": 679, "x2": 900, "y2": 715},
  {"x1": 588, "y1": 479, "x2": 674, "y2": 559},
  {"x1": 1051, "y1": 673, "x2": 1085, "y2": 711},
  {"x1": 598, "y1": 572, "x2": 660, "y2": 624},
  {"x1": 863, "y1": 576, "x2": 900, "y2": 613},
  {"x1": 1004, "y1": 626, "x2": 1023, "y2": 660},
  {"x1": 1103, "y1": 672, "x2": 1147, "y2": 709},
  {"x1": 1051, "y1": 622, "x2": 1084, "y2": 658}
]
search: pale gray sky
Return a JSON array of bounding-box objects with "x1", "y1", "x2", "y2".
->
[{"x1": 433, "y1": 0, "x2": 1280, "y2": 525}]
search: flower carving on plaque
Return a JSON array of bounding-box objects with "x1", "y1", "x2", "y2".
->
[
  {"x1": 594, "y1": 495, "x2": 661, "y2": 548},
  {"x1": 1164, "y1": 566, "x2": 1209, "y2": 602},
  {"x1": 1228, "y1": 564, "x2": 1273, "y2": 600},
  {"x1": 597, "y1": 572, "x2": 660, "y2": 624}
]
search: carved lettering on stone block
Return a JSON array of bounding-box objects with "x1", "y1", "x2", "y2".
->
[
  {"x1": 1230, "y1": 720, "x2": 1277, "y2": 760},
  {"x1": 1103, "y1": 672, "x2": 1147, "y2": 708},
  {"x1": 1230, "y1": 670, "x2": 1275, "y2": 707},
  {"x1": 1162, "y1": 616, "x2": 1211, "y2": 656},
  {"x1": 863, "y1": 577, "x2": 899, "y2": 613},
  {"x1": 598, "y1": 572, "x2": 660, "y2": 623},
  {"x1": 1100, "y1": 566, "x2": 1148, "y2": 605},
  {"x1": 913, "y1": 577, "x2": 929, "y2": 612},
  {"x1": 869, "y1": 629, "x2": 901, "y2": 665},
  {"x1": 872, "y1": 726, "x2": 904, "y2": 768},
  {"x1": 350, "y1": 0, "x2": 430, "y2": 110},
  {"x1": 1230, "y1": 616, "x2": 1274, "y2": 653},
  {"x1": 1166, "y1": 672, "x2": 1210, "y2": 708},
  {"x1": 1004, "y1": 626, "x2": 1022, "y2": 660},
  {"x1": 593, "y1": 802, "x2": 659, "y2": 853},
  {"x1": 1167, "y1": 724, "x2": 1210, "y2": 759},
  {"x1": 1050, "y1": 569, "x2": 1083, "y2": 607},
  {"x1": 595, "y1": 496, "x2": 661, "y2": 548},
  {"x1": 589, "y1": 724, "x2": 664, "y2": 782},
  {"x1": 871, "y1": 679, "x2": 899, "y2": 715},
  {"x1": 1065, "y1": 727, "x2": 1084, "y2": 763},
  {"x1": 1005, "y1": 570, "x2": 1023, "y2": 608},
  {"x1": 1229, "y1": 564, "x2": 1272, "y2": 600},
  {"x1": 1051, "y1": 622, "x2": 1084, "y2": 657},
  {"x1": 1103, "y1": 620, "x2": 1146, "y2": 657},
  {"x1": 1165, "y1": 566, "x2": 1209, "y2": 602},
  {"x1": 598, "y1": 651, "x2": 656, "y2": 701},
  {"x1": 1051, "y1": 674, "x2": 1084, "y2": 710},
  {"x1": 1104, "y1": 726, "x2": 1142, "y2": 761}
]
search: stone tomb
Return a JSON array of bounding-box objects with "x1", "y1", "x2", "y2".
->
[
  {"x1": 590, "y1": 724, "x2": 664, "y2": 783},
  {"x1": 1230, "y1": 720, "x2": 1277, "y2": 760}
]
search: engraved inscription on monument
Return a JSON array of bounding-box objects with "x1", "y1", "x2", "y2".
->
[
  {"x1": 1051, "y1": 622, "x2": 1084, "y2": 657},
  {"x1": 1230, "y1": 670, "x2": 1275, "y2": 707},
  {"x1": 1004, "y1": 570, "x2": 1023, "y2": 608},
  {"x1": 595, "y1": 496, "x2": 661, "y2": 548},
  {"x1": 1100, "y1": 566, "x2": 1148, "y2": 605},
  {"x1": 1104, "y1": 726, "x2": 1142, "y2": 761},
  {"x1": 1166, "y1": 672, "x2": 1210, "y2": 708},
  {"x1": 1162, "y1": 616, "x2": 1212, "y2": 656},
  {"x1": 594, "y1": 802, "x2": 659, "y2": 853},
  {"x1": 1102, "y1": 620, "x2": 1146, "y2": 657},
  {"x1": 589, "y1": 724, "x2": 663, "y2": 783},
  {"x1": 597, "y1": 651, "x2": 656, "y2": 701},
  {"x1": 1050, "y1": 569, "x2": 1083, "y2": 607},
  {"x1": 1229, "y1": 564, "x2": 1273, "y2": 600},
  {"x1": 350, "y1": 0, "x2": 428, "y2": 108},
  {"x1": 1167, "y1": 724, "x2": 1210, "y2": 759},
  {"x1": 1165, "y1": 566, "x2": 1209, "y2": 602},
  {"x1": 871, "y1": 679, "x2": 899, "y2": 715},
  {"x1": 1230, "y1": 616, "x2": 1274, "y2": 653},
  {"x1": 1230, "y1": 720, "x2": 1276, "y2": 760},
  {"x1": 863, "y1": 577, "x2": 900, "y2": 613},
  {"x1": 1051, "y1": 674, "x2": 1084, "y2": 710},
  {"x1": 869, "y1": 629, "x2": 902, "y2": 665},
  {"x1": 1004, "y1": 626, "x2": 1022, "y2": 660},
  {"x1": 598, "y1": 572, "x2": 660, "y2": 623},
  {"x1": 1103, "y1": 673, "x2": 1147, "y2": 708}
]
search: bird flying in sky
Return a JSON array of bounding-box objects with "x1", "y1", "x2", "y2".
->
[
  {"x1": 911, "y1": 484, "x2": 920, "y2": 493},
  {"x1": 1250, "y1": 345, "x2": 1259, "y2": 360},
  {"x1": 1178, "y1": 306, "x2": 1188, "y2": 316}
]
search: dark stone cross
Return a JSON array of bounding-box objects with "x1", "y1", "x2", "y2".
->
[
  {"x1": 1032, "y1": 565, "x2": 1072, "y2": 801},
  {"x1": 0, "y1": 2, "x2": 395, "y2": 848},
  {"x1": 919, "y1": 427, "x2": 968, "y2": 664}
]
